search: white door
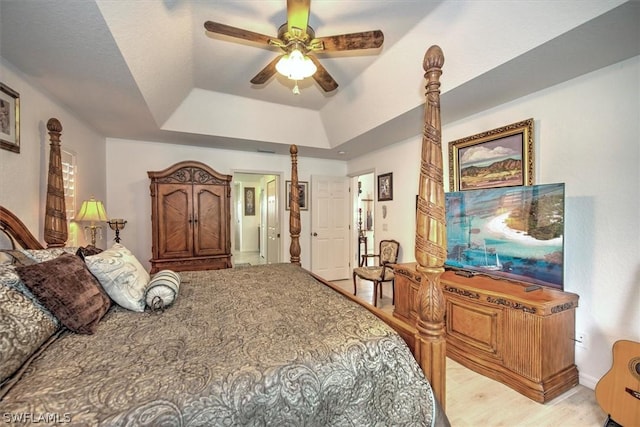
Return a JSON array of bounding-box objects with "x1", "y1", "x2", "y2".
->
[
  {"x1": 310, "y1": 175, "x2": 350, "y2": 280},
  {"x1": 266, "y1": 178, "x2": 280, "y2": 264}
]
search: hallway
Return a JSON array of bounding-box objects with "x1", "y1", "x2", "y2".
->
[{"x1": 232, "y1": 251, "x2": 266, "y2": 266}]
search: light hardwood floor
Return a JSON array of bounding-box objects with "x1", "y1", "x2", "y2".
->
[
  {"x1": 232, "y1": 251, "x2": 266, "y2": 266},
  {"x1": 335, "y1": 277, "x2": 608, "y2": 427}
]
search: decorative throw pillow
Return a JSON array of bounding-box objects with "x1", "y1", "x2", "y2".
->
[
  {"x1": 145, "y1": 270, "x2": 181, "y2": 311},
  {"x1": 85, "y1": 244, "x2": 150, "y2": 312},
  {"x1": 75, "y1": 245, "x2": 103, "y2": 261},
  {"x1": 16, "y1": 253, "x2": 111, "y2": 334},
  {"x1": 0, "y1": 285, "x2": 59, "y2": 386},
  {"x1": 0, "y1": 264, "x2": 58, "y2": 324}
]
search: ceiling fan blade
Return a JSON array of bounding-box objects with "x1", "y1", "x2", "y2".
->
[
  {"x1": 250, "y1": 55, "x2": 283, "y2": 85},
  {"x1": 204, "y1": 21, "x2": 274, "y2": 45},
  {"x1": 309, "y1": 56, "x2": 338, "y2": 92},
  {"x1": 287, "y1": 0, "x2": 310, "y2": 36},
  {"x1": 314, "y1": 30, "x2": 384, "y2": 52}
]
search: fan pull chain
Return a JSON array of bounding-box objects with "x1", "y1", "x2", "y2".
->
[{"x1": 292, "y1": 81, "x2": 300, "y2": 95}]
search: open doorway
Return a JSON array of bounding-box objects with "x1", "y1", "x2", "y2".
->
[
  {"x1": 232, "y1": 173, "x2": 281, "y2": 266},
  {"x1": 352, "y1": 172, "x2": 375, "y2": 267}
]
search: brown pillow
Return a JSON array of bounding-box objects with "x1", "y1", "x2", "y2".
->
[
  {"x1": 16, "y1": 253, "x2": 111, "y2": 334},
  {"x1": 75, "y1": 245, "x2": 103, "y2": 261}
]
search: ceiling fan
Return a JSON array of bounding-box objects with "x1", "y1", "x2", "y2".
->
[{"x1": 204, "y1": 0, "x2": 384, "y2": 93}]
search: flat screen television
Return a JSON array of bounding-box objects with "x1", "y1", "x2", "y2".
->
[{"x1": 445, "y1": 183, "x2": 565, "y2": 290}]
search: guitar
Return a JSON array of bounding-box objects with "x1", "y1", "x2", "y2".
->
[{"x1": 595, "y1": 340, "x2": 640, "y2": 427}]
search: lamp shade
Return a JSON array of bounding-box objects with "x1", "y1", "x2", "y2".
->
[
  {"x1": 275, "y1": 49, "x2": 317, "y2": 80},
  {"x1": 76, "y1": 197, "x2": 108, "y2": 223}
]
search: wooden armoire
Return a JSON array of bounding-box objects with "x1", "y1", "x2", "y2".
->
[{"x1": 148, "y1": 161, "x2": 232, "y2": 274}]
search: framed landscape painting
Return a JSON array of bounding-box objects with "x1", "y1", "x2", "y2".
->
[{"x1": 449, "y1": 118, "x2": 534, "y2": 191}]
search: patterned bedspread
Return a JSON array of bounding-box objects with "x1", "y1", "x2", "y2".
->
[{"x1": 1, "y1": 264, "x2": 445, "y2": 426}]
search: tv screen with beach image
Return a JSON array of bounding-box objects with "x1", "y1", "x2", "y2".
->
[{"x1": 445, "y1": 183, "x2": 565, "y2": 290}]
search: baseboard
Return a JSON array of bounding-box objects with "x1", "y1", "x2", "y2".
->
[{"x1": 579, "y1": 372, "x2": 599, "y2": 390}]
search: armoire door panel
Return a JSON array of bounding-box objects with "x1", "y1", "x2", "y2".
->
[
  {"x1": 194, "y1": 185, "x2": 226, "y2": 256},
  {"x1": 158, "y1": 184, "x2": 193, "y2": 259}
]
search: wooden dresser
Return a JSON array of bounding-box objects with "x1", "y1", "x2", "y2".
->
[
  {"x1": 393, "y1": 263, "x2": 579, "y2": 403},
  {"x1": 148, "y1": 161, "x2": 232, "y2": 274}
]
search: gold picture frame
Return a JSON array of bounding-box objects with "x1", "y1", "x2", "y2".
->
[
  {"x1": 0, "y1": 83, "x2": 20, "y2": 153},
  {"x1": 449, "y1": 118, "x2": 534, "y2": 191}
]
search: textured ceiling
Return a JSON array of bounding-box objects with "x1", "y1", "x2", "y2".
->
[{"x1": 1, "y1": 0, "x2": 638, "y2": 159}]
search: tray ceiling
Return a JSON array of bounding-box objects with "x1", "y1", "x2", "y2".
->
[{"x1": 1, "y1": 1, "x2": 638, "y2": 159}]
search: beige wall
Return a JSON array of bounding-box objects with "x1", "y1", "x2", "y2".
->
[
  {"x1": 0, "y1": 59, "x2": 106, "y2": 246},
  {"x1": 104, "y1": 139, "x2": 346, "y2": 270}
]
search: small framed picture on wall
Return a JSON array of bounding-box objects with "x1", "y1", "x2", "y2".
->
[
  {"x1": 377, "y1": 173, "x2": 393, "y2": 201},
  {"x1": 244, "y1": 187, "x2": 255, "y2": 216},
  {"x1": 285, "y1": 181, "x2": 309, "y2": 211},
  {"x1": 0, "y1": 83, "x2": 20, "y2": 153}
]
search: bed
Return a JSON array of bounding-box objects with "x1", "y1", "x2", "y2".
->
[{"x1": 0, "y1": 46, "x2": 449, "y2": 426}]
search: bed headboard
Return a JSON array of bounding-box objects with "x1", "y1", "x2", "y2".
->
[{"x1": 0, "y1": 205, "x2": 45, "y2": 250}]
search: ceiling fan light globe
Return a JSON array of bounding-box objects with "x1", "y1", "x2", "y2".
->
[
  {"x1": 275, "y1": 54, "x2": 290, "y2": 76},
  {"x1": 276, "y1": 49, "x2": 317, "y2": 80}
]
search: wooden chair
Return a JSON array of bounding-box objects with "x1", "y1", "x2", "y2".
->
[{"x1": 352, "y1": 239, "x2": 400, "y2": 307}]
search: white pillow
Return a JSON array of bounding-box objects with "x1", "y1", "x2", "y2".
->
[
  {"x1": 145, "y1": 270, "x2": 181, "y2": 311},
  {"x1": 85, "y1": 244, "x2": 149, "y2": 312}
]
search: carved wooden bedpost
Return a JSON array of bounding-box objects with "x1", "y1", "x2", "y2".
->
[
  {"x1": 415, "y1": 45, "x2": 447, "y2": 409},
  {"x1": 289, "y1": 144, "x2": 301, "y2": 265},
  {"x1": 44, "y1": 118, "x2": 68, "y2": 248}
]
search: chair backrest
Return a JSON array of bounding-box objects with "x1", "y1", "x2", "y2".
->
[{"x1": 378, "y1": 239, "x2": 400, "y2": 265}]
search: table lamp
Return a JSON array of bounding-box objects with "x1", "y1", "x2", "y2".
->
[{"x1": 76, "y1": 196, "x2": 108, "y2": 246}]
